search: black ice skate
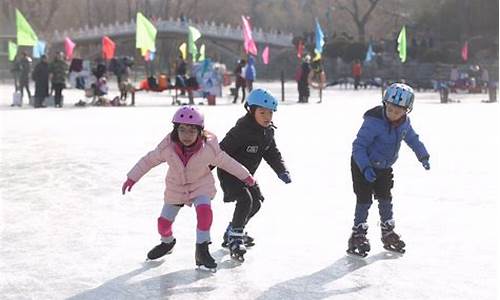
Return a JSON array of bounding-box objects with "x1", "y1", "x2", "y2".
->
[
  {"x1": 228, "y1": 228, "x2": 247, "y2": 262},
  {"x1": 195, "y1": 241, "x2": 217, "y2": 272},
  {"x1": 346, "y1": 223, "x2": 370, "y2": 258},
  {"x1": 222, "y1": 223, "x2": 255, "y2": 248},
  {"x1": 381, "y1": 220, "x2": 406, "y2": 254},
  {"x1": 147, "y1": 239, "x2": 176, "y2": 260}
]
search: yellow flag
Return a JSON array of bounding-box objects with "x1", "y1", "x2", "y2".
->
[{"x1": 179, "y1": 43, "x2": 187, "y2": 60}]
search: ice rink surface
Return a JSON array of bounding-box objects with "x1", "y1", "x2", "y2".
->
[{"x1": 1, "y1": 82, "x2": 499, "y2": 299}]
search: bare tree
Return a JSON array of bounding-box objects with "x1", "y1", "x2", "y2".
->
[{"x1": 332, "y1": 0, "x2": 381, "y2": 42}]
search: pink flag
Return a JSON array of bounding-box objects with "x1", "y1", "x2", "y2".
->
[
  {"x1": 461, "y1": 41, "x2": 468, "y2": 62},
  {"x1": 64, "y1": 37, "x2": 75, "y2": 60},
  {"x1": 262, "y1": 46, "x2": 269, "y2": 64},
  {"x1": 297, "y1": 40, "x2": 304, "y2": 59},
  {"x1": 102, "y1": 36, "x2": 116, "y2": 60},
  {"x1": 241, "y1": 16, "x2": 257, "y2": 56}
]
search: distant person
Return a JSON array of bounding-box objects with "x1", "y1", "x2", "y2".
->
[
  {"x1": 232, "y1": 59, "x2": 246, "y2": 103},
  {"x1": 122, "y1": 106, "x2": 255, "y2": 271},
  {"x1": 18, "y1": 51, "x2": 33, "y2": 105},
  {"x1": 217, "y1": 89, "x2": 291, "y2": 262},
  {"x1": 49, "y1": 52, "x2": 68, "y2": 108},
  {"x1": 352, "y1": 59, "x2": 362, "y2": 90},
  {"x1": 449, "y1": 65, "x2": 459, "y2": 90},
  {"x1": 31, "y1": 55, "x2": 50, "y2": 108},
  {"x1": 175, "y1": 56, "x2": 188, "y2": 95},
  {"x1": 244, "y1": 56, "x2": 256, "y2": 92},
  {"x1": 310, "y1": 58, "x2": 326, "y2": 103},
  {"x1": 10, "y1": 55, "x2": 21, "y2": 92},
  {"x1": 297, "y1": 54, "x2": 311, "y2": 103},
  {"x1": 347, "y1": 83, "x2": 430, "y2": 257}
]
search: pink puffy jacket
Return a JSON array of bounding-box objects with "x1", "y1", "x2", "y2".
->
[{"x1": 127, "y1": 131, "x2": 252, "y2": 205}]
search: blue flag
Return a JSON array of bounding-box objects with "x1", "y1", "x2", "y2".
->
[
  {"x1": 315, "y1": 19, "x2": 325, "y2": 55},
  {"x1": 364, "y1": 43, "x2": 375, "y2": 63},
  {"x1": 32, "y1": 40, "x2": 46, "y2": 58}
]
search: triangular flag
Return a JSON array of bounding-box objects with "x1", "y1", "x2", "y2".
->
[
  {"x1": 461, "y1": 41, "x2": 468, "y2": 62},
  {"x1": 313, "y1": 51, "x2": 321, "y2": 61},
  {"x1": 136, "y1": 12, "x2": 157, "y2": 52},
  {"x1": 364, "y1": 43, "x2": 375, "y2": 63},
  {"x1": 8, "y1": 41, "x2": 18, "y2": 61},
  {"x1": 241, "y1": 16, "x2": 258, "y2": 56},
  {"x1": 262, "y1": 46, "x2": 269, "y2": 65},
  {"x1": 65, "y1": 37, "x2": 76, "y2": 60},
  {"x1": 179, "y1": 42, "x2": 187, "y2": 60},
  {"x1": 102, "y1": 36, "x2": 116, "y2": 60},
  {"x1": 397, "y1": 26, "x2": 407, "y2": 63},
  {"x1": 297, "y1": 40, "x2": 304, "y2": 59},
  {"x1": 16, "y1": 9, "x2": 38, "y2": 46},
  {"x1": 198, "y1": 44, "x2": 206, "y2": 62},
  {"x1": 315, "y1": 19, "x2": 325, "y2": 55},
  {"x1": 188, "y1": 26, "x2": 201, "y2": 60},
  {"x1": 32, "y1": 40, "x2": 46, "y2": 58}
]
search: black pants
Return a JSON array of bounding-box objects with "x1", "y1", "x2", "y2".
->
[
  {"x1": 231, "y1": 186, "x2": 264, "y2": 229},
  {"x1": 351, "y1": 156, "x2": 393, "y2": 204},
  {"x1": 233, "y1": 83, "x2": 246, "y2": 103},
  {"x1": 52, "y1": 83, "x2": 65, "y2": 107},
  {"x1": 19, "y1": 81, "x2": 31, "y2": 101},
  {"x1": 298, "y1": 81, "x2": 309, "y2": 103}
]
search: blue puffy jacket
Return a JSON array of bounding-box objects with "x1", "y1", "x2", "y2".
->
[{"x1": 352, "y1": 106, "x2": 429, "y2": 172}]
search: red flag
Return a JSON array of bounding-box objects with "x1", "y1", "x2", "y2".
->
[
  {"x1": 64, "y1": 37, "x2": 75, "y2": 60},
  {"x1": 241, "y1": 16, "x2": 257, "y2": 56},
  {"x1": 102, "y1": 36, "x2": 116, "y2": 60},
  {"x1": 461, "y1": 41, "x2": 468, "y2": 62},
  {"x1": 262, "y1": 46, "x2": 269, "y2": 64},
  {"x1": 297, "y1": 40, "x2": 304, "y2": 59}
]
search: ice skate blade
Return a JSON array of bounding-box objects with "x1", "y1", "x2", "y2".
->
[
  {"x1": 196, "y1": 265, "x2": 217, "y2": 273},
  {"x1": 383, "y1": 245, "x2": 406, "y2": 254},
  {"x1": 230, "y1": 254, "x2": 245, "y2": 262},
  {"x1": 346, "y1": 249, "x2": 368, "y2": 258}
]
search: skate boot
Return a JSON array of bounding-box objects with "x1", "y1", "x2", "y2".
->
[
  {"x1": 228, "y1": 228, "x2": 247, "y2": 262},
  {"x1": 195, "y1": 241, "x2": 217, "y2": 272},
  {"x1": 381, "y1": 219, "x2": 406, "y2": 254},
  {"x1": 346, "y1": 223, "x2": 370, "y2": 258},
  {"x1": 222, "y1": 223, "x2": 255, "y2": 248},
  {"x1": 147, "y1": 238, "x2": 176, "y2": 260}
]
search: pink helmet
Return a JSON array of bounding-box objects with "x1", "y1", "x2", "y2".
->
[{"x1": 172, "y1": 106, "x2": 204, "y2": 127}]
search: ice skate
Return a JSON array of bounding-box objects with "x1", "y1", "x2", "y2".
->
[
  {"x1": 228, "y1": 228, "x2": 247, "y2": 262},
  {"x1": 346, "y1": 223, "x2": 370, "y2": 258},
  {"x1": 381, "y1": 219, "x2": 406, "y2": 254},
  {"x1": 222, "y1": 223, "x2": 255, "y2": 248},
  {"x1": 147, "y1": 239, "x2": 176, "y2": 260},
  {"x1": 195, "y1": 241, "x2": 217, "y2": 272}
]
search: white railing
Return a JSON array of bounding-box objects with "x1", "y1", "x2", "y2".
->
[{"x1": 52, "y1": 17, "x2": 293, "y2": 47}]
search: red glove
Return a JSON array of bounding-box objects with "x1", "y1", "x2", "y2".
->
[
  {"x1": 243, "y1": 175, "x2": 256, "y2": 187},
  {"x1": 122, "y1": 178, "x2": 136, "y2": 195}
]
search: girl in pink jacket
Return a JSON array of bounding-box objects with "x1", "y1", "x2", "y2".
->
[{"x1": 122, "y1": 106, "x2": 255, "y2": 271}]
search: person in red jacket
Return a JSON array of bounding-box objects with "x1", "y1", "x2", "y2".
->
[{"x1": 352, "y1": 59, "x2": 362, "y2": 90}]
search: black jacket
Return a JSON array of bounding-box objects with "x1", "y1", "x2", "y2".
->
[{"x1": 217, "y1": 113, "x2": 287, "y2": 201}]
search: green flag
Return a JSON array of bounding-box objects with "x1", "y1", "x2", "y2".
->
[
  {"x1": 8, "y1": 41, "x2": 18, "y2": 61},
  {"x1": 136, "y1": 12, "x2": 157, "y2": 51},
  {"x1": 188, "y1": 26, "x2": 201, "y2": 60},
  {"x1": 16, "y1": 9, "x2": 38, "y2": 46},
  {"x1": 397, "y1": 25, "x2": 407, "y2": 63},
  {"x1": 198, "y1": 44, "x2": 205, "y2": 62}
]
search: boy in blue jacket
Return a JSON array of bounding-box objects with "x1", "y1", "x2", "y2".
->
[{"x1": 348, "y1": 83, "x2": 430, "y2": 257}]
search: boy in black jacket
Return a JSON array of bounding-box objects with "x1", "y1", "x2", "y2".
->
[{"x1": 217, "y1": 88, "x2": 291, "y2": 261}]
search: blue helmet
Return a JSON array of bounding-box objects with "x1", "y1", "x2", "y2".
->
[
  {"x1": 383, "y1": 83, "x2": 415, "y2": 111},
  {"x1": 246, "y1": 88, "x2": 278, "y2": 111}
]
